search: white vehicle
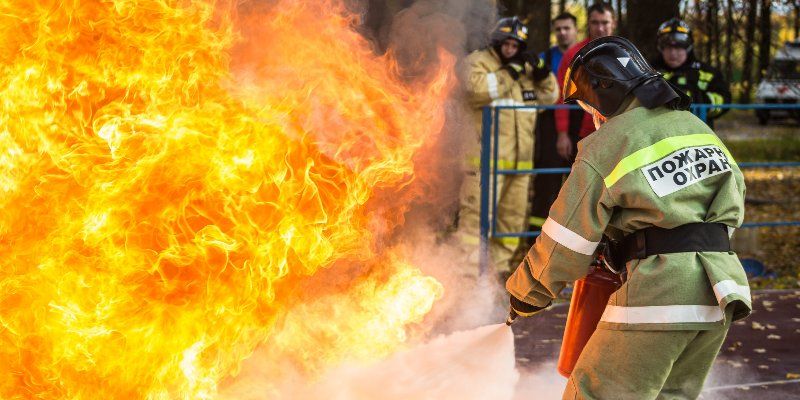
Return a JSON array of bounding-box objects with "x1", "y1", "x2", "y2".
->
[{"x1": 754, "y1": 40, "x2": 800, "y2": 125}]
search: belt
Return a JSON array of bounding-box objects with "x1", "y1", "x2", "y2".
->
[{"x1": 621, "y1": 223, "x2": 730, "y2": 263}]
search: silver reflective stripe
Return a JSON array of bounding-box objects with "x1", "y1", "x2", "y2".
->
[
  {"x1": 713, "y1": 279, "x2": 751, "y2": 303},
  {"x1": 541, "y1": 217, "x2": 599, "y2": 255},
  {"x1": 600, "y1": 305, "x2": 724, "y2": 324},
  {"x1": 489, "y1": 98, "x2": 537, "y2": 112},
  {"x1": 727, "y1": 226, "x2": 735, "y2": 238},
  {"x1": 487, "y1": 73, "x2": 499, "y2": 99}
]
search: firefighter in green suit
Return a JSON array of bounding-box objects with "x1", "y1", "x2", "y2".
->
[{"x1": 506, "y1": 36, "x2": 751, "y2": 399}]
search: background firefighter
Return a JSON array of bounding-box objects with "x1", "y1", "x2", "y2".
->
[
  {"x1": 651, "y1": 18, "x2": 732, "y2": 128},
  {"x1": 456, "y1": 16, "x2": 558, "y2": 277},
  {"x1": 506, "y1": 36, "x2": 751, "y2": 399}
]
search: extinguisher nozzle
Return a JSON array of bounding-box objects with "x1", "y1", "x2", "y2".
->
[{"x1": 505, "y1": 309, "x2": 518, "y2": 326}]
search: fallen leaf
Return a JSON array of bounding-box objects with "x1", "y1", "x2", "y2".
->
[
  {"x1": 762, "y1": 300, "x2": 774, "y2": 307},
  {"x1": 768, "y1": 357, "x2": 780, "y2": 362},
  {"x1": 793, "y1": 318, "x2": 800, "y2": 322},
  {"x1": 726, "y1": 360, "x2": 743, "y2": 368},
  {"x1": 767, "y1": 334, "x2": 781, "y2": 339},
  {"x1": 754, "y1": 348, "x2": 766, "y2": 353},
  {"x1": 767, "y1": 324, "x2": 777, "y2": 330},
  {"x1": 787, "y1": 373, "x2": 800, "y2": 379},
  {"x1": 758, "y1": 365, "x2": 770, "y2": 370},
  {"x1": 752, "y1": 322, "x2": 766, "y2": 330}
]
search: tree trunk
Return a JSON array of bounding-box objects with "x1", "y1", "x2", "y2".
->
[
  {"x1": 757, "y1": 0, "x2": 771, "y2": 82},
  {"x1": 615, "y1": 0, "x2": 625, "y2": 36},
  {"x1": 711, "y1": 0, "x2": 721, "y2": 67},
  {"x1": 559, "y1": 0, "x2": 566, "y2": 14},
  {"x1": 741, "y1": 0, "x2": 758, "y2": 103},
  {"x1": 724, "y1": 0, "x2": 734, "y2": 81},
  {"x1": 795, "y1": 0, "x2": 799, "y2": 40},
  {"x1": 522, "y1": 0, "x2": 552, "y2": 54},
  {"x1": 626, "y1": 0, "x2": 680, "y2": 60},
  {"x1": 692, "y1": 0, "x2": 705, "y2": 61}
]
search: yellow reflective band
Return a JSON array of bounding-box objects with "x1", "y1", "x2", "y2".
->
[
  {"x1": 528, "y1": 216, "x2": 546, "y2": 227},
  {"x1": 500, "y1": 26, "x2": 512, "y2": 33},
  {"x1": 676, "y1": 26, "x2": 688, "y2": 33},
  {"x1": 498, "y1": 236, "x2": 520, "y2": 246},
  {"x1": 467, "y1": 157, "x2": 525, "y2": 170},
  {"x1": 517, "y1": 161, "x2": 533, "y2": 170},
  {"x1": 707, "y1": 91, "x2": 724, "y2": 105},
  {"x1": 604, "y1": 133, "x2": 736, "y2": 188},
  {"x1": 698, "y1": 70, "x2": 713, "y2": 82}
]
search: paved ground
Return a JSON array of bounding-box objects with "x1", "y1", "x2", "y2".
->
[{"x1": 511, "y1": 289, "x2": 800, "y2": 399}]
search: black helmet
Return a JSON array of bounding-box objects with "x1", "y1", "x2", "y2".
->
[
  {"x1": 657, "y1": 18, "x2": 693, "y2": 52},
  {"x1": 490, "y1": 16, "x2": 528, "y2": 51},
  {"x1": 563, "y1": 36, "x2": 690, "y2": 118}
]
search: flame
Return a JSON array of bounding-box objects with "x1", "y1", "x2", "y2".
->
[{"x1": 0, "y1": 0, "x2": 454, "y2": 398}]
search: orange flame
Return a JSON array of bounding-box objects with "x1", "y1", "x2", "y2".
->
[{"x1": 0, "y1": 0, "x2": 454, "y2": 398}]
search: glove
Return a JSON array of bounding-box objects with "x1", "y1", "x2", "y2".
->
[
  {"x1": 521, "y1": 50, "x2": 550, "y2": 81},
  {"x1": 509, "y1": 295, "x2": 551, "y2": 317}
]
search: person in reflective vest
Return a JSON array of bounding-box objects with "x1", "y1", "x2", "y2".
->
[
  {"x1": 651, "y1": 18, "x2": 731, "y2": 127},
  {"x1": 457, "y1": 16, "x2": 558, "y2": 276},
  {"x1": 506, "y1": 36, "x2": 751, "y2": 399}
]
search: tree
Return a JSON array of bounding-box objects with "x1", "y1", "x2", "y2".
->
[
  {"x1": 757, "y1": 0, "x2": 772, "y2": 82},
  {"x1": 724, "y1": 0, "x2": 734, "y2": 81},
  {"x1": 626, "y1": 0, "x2": 680, "y2": 60},
  {"x1": 740, "y1": 0, "x2": 758, "y2": 102}
]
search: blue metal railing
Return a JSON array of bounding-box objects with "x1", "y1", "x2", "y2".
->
[{"x1": 478, "y1": 103, "x2": 800, "y2": 274}]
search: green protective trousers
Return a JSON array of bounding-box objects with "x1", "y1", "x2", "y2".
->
[
  {"x1": 456, "y1": 171, "x2": 529, "y2": 276},
  {"x1": 563, "y1": 308, "x2": 733, "y2": 400}
]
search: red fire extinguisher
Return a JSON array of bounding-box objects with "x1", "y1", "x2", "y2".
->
[{"x1": 557, "y1": 260, "x2": 622, "y2": 378}]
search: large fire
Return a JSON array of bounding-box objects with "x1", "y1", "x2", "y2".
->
[{"x1": 0, "y1": 0, "x2": 454, "y2": 398}]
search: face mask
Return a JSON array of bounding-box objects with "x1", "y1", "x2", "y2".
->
[{"x1": 577, "y1": 100, "x2": 607, "y2": 129}]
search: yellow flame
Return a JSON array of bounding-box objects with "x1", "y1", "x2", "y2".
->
[{"x1": 0, "y1": 0, "x2": 453, "y2": 398}]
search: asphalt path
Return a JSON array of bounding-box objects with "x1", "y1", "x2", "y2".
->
[{"x1": 511, "y1": 289, "x2": 800, "y2": 399}]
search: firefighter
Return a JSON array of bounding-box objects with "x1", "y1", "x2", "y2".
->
[
  {"x1": 457, "y1": 16, "x2": 558, "y2": 276},
  {"x1": 652, "y1": 18, "x2": 732, "y2": 127},
  {"x1": 506, "y1": 36, "x2": 751, "y2": 399}
]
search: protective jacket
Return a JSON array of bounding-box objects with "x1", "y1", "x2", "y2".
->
[
  {"x1": 651, "y1": 54, "x2": 731, "y2": 122},
  {"x1": 457, "y1": 47, "x2": 558, "y2": 272},
  {"x1": 464, "y1": 47, "x2": 558, "y2": 171},
  {"x1": 507, "y1": 106, "x2": 751, "y2": 330}
]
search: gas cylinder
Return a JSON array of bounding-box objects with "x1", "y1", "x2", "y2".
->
[{"x1": 556, "y1": 265, "x2": 622, "y2": 378}]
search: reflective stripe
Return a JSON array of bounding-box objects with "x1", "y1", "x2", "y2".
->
[
  {"x1": 727, "y1": 226, "x2": 735, "y2": 238},
  {"x1": 467, "y1": 157, "x2": 533, "y2": 170},
  {"x1": 498, "y1": 236, "x2": 520, "y2": 246},
  {"x1": 707, "y1": 91, "x2": 725, "y2": 105},
  {"x1": 490, "y1": 98, "x2": 538, "y2": 113},
  {"x1": 604, "y1": 133, "x2": 735, "y2": 188},
  {"x1": 541, "y1": 217, "x2": 599, "y2": 255},
  {"x1": 487, "y1": 73, "x2": 499, "y2": 99},
  {"x1": 529, "y1": 215, "x2": 546, "y2": 227},
  {"x1": 600, "y1": 304, "x2": 724, "y2": 324},
  {"x1": 713, "y1": 279, "x2": 751, "y2": 303}
]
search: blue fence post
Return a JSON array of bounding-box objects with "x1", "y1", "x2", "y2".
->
[
  {"x1": 478, "y1": 106, "x2": 492, "y2": 276},
  {"x1": 698, "y1": 104, "x2": 708, "y2": 124}
]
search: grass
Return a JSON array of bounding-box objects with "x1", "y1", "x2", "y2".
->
[{"x1": 725, "y1": 135, "x2": 800, "y2": 162}]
